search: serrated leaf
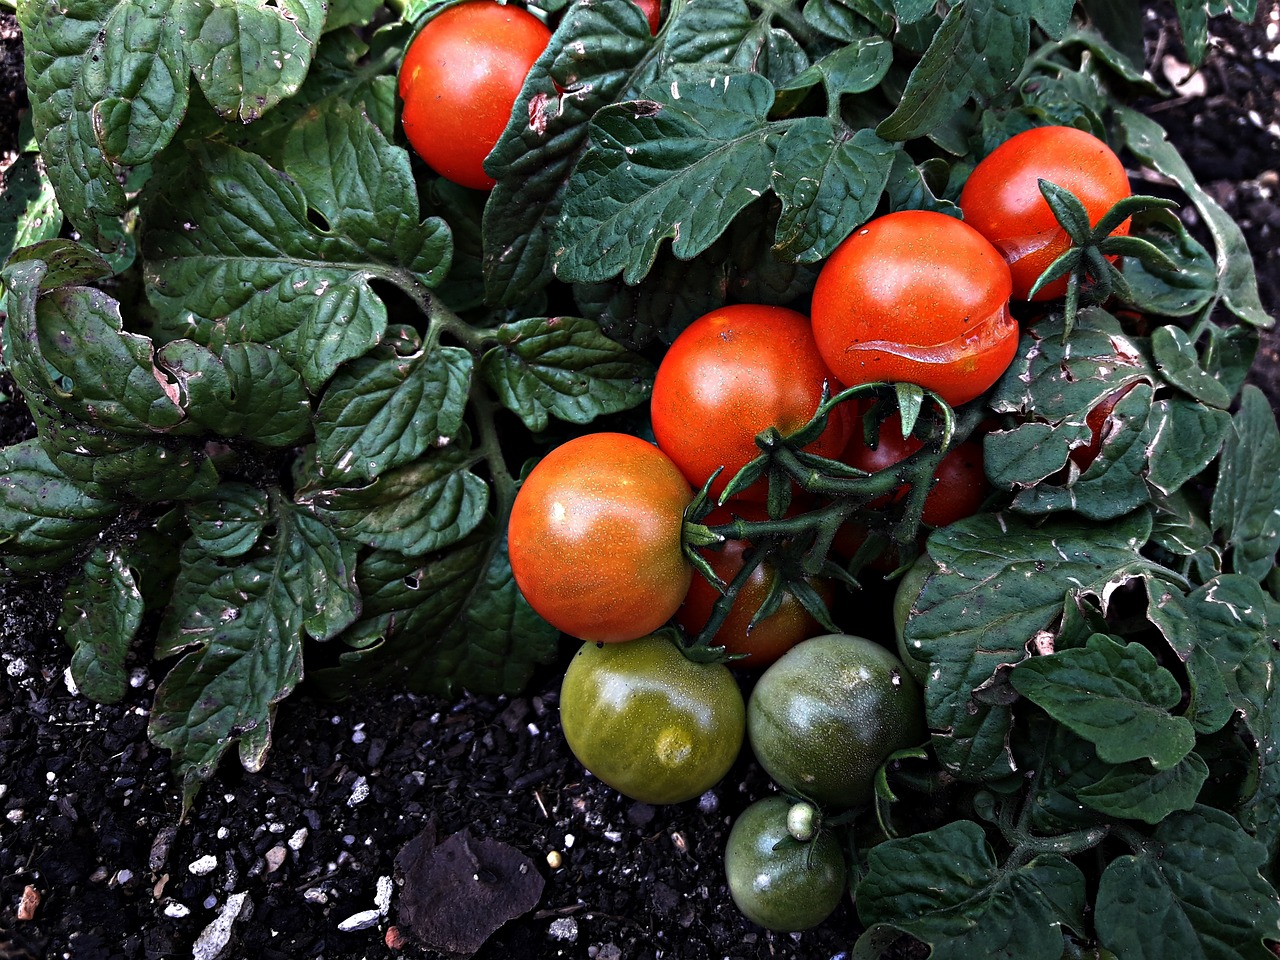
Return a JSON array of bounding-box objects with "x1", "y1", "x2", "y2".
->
[
  {"x1": 1152, "y1": 326, "x2": 1234, "y2": 409},
  {"x1": 479, "y1": 315, "x2": 654, "y2": 432},
  {"x1": 1011, "y1": 633, "x2": 1195, "y2": 769},
  {"x1": 855, "y1": 820, "x2": 1085, "y2": 960},
  {"x1": 59, "y1": 547, "x2": 143, "y2": 704},
  {"x1": 482, "y1": 0, "x2": 655, "y2": 306},
  {"x1": 802, "y1": 0, "x2": 894, "y2": 42},
  {"x1": 183, "y1": 0, "x2": 324, "y2": 122},
  {"x1": 299, "y1": 444, "x2": 489, "y2": 556},
  {"x1": 1146, "y1": 397, "x2": 1231, "y2": 496},
  {"x1": 877, "y1": 0, "x2": 1059, "y2": 143},
  {"x1": 910, "y1": 510, "x2": 1154, "y2": 781},
  {"x1": 18, "y1": 0, "x2": 187, "y2": 251},
  {"x1": 1211, "y1": 386, "x2": 1280, "y2": 580},
  {"x1": 1015, "y1": 719, "x2": 1111, "y2": 833},
  {"x1": 1076, "y1": 752, "x2": 1209, "y2": 824},
  {"x1": 776, "y1": 34, "x2": 892, "y2": 102},
  {"x1": 552, "y1": 72, "x2": 780, "y2": 285},
  {"x1": 156, "y1": 340, "x2": 313, "y2": 447},
  {"x1": 771, "y1": 122, "x2": 895, "y2": 262},
  {"x1": 187, "y1": 483, "x2": 271, "y2": 559},
  {"x1": 1123, "y1": 209, "x2": 1217, "y2": 317},
  {"x1": 314, "y1": 331, "x2": 472, "y2": 484},
  {"x1": 641, "y1": 0, "x2": 809, "y2": 87},
  {"x1": 0, "y1": 439, "x2": 117, "y2": 573},
  {"x1": 1119, "y1": 107, "x2": 1272, "y2": 328},
  {"x1": 1174, "y1": 0, "x2": 1258, "y2": 67},
  {"x1": 0, "y1": 153, "x2": 63, "y2": 264},
  {"x1": 313, "y1": 531, "x2": 561, "y2": 698},
  {"x1": 885, "y1": 151, "x2": 958, "y2": 216},
  {"x1": 142, "y1": 115, "x2": 450, "y2": 373},
  {"x1": 1096, "y1": 805, "x2": 1280, "y2": 959}
]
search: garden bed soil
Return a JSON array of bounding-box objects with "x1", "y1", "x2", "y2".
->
[{"x1": 1, "y1": 7, "x2": 1279, "y2": 960}]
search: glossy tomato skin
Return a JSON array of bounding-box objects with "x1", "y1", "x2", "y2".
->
[
  {"x1": 1068, "y1": 384, "x2": 1138, "y2": 472},
  {"x1": 633, "y1": 0, "x2": 661, "y2": 33},
  {"x1": 559, "y1": 634, "x2": 746, "y2": 804},
  {"x1": 810, "y1": 211, "x2": 1018, "y2": 408},
  {"x1": 677, "y1": 504, "x2": 834, "y2": 669},
  {"x1": 651, "y1": 304, "x2": 853, "y2": 501},
  {"x1": 398, "y1": 2, "x2": 550, "y2": 190},
  {"x1": 508, "y1": 433, "x2": 693, "y2": 643},
  {"x1": 959, "y1": 125, "x2": 1131, "y2": 300},
  {"x1": 724, "y1": 796, "x2": 847, "y2": 931},
  {"x1": 748, "y1": 634, "x2": 926, "y2": 808}
]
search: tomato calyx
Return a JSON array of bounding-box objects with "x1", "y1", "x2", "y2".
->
[{"x1": 1029, "y1": 185, "x2": 1181, "y2": 337}]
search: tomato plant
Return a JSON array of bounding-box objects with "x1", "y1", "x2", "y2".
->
[
  {"x1": 747, "y1": 634, "x2": 926, "y2": 809},
  {"x1": 651, "y1": 303, "x2": 852, "y2": 500},
  {"x1": 398, "y1": 1, "x2": 551, "y2": 190},
  {"x1": 559, "y1": 634, "x2": 745, "y2": 804},
  {"x1": 723, "y1": 795, "x2": 848, "y2": 932},
  {"x1": 508, "y1": 433, "x2": 692, "y2": 643},
  {"x1": 959, "y1": 125, "x2": 1132, "y2": 301},
  {"x1": 809, "y1": 211, "x2": 1019, "y2": 408},
  {"x1": 891, "y1": 554, "x2": 936, "y2": 686},
  {"x1": 1068, "y1": 383, "x2": 1139, "y2": 472},
  {"x1": 677, "y1": 503, "x2": 833, "y2": 668}
]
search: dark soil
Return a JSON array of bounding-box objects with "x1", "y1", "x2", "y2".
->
[{"x1": 2, "y1": 7, "x2": 1279, "y2": 960}]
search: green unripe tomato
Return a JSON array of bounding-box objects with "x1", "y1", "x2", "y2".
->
[
  {"x1": 724, "y1": 795, "x2": 847, "y2": 931},
  {"x1": 559, "y1": 634, "x2": 746, "y2": 804},
  {"x1": 892, "y1": 554, "x2": 938, "y2": 685},
  {"x1": 747, "y1": 634, "x2": 926, "y2": 808}
]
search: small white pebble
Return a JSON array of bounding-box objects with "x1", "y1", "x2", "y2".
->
[
  {"x1": 216, "y1": 827, "x2": 229, "y2": 840},
  {"x1": 303, "y1": 888, "x2": 327, "y2": 904},
  {"x1": 338, "y1": 909, "x2": 381, "y2": 932},
  {"x1": 129, "y1": 667, "x2": 147, "y2": 688},
  {"x1": 548, "y1": 917, "x2": 578, "y2": 942},
  {"x1": 347, "y1": 776, "x2": 369, "y2": 807},
  {"x1": 375, "y1": 876, "x2": 394, "y2": 915},
  {"x1": 603, "y1": 830, "x2": 622, "y2": 843},
  {"x1": 264, "y1": 846, "x2": 287, "y2": 873},
  {"x1": 63, "y1": 668, "x2": 79, "y2": 695},
  {"x1": 188, "y1": 855, "x2": 218, "y2": 876},
  {"x1": 7, "y1": 658, "x2": 27, "y2": 677},
  {"x1": 116, "y1": 869, "x2": 133, "y2": 884},
  {"x1": 268, "y1": 822, "x2": 285, "y2": 834},
  {"x1": 288, "y1": 827, "x2": 308, "y2": 851},
  {"x1": 563, "y1": 833, "x2": 575, "y2": 849},
  {"x1": 45, "y1": 771, "x2": 56, "y2": 784},
  {"x1": 7, "y1": 809, "x2": 24, "y2": 824},
  {"x1": 192, "y1": 891, "x2": 248, "y2": 960},
  {"x1": 164, "y1": 902, "x2": 191, "y2": 918},
  {"x1": 202, "y1": 895, "x2": 218, "y2": 910},
  {"x1": 527, "y1": 722, "x2": 541, "y2": 736}
]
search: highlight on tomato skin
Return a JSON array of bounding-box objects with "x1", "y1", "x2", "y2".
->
[
  {"x1": 809, "y1": 210, "x2": 1019, "y2": 409},
  {"x1": 398, "y1": 1, "x2": 551, "y2": 191},
  {"x1": 507, "y1": 432, "x2": 693, "y2": 644},
  {"x1": 958, "y1": 125, "x2": 1132, "y2": 301},
  {"x1": 650, "y1": 303, "x2": 854, "y2": 502}
]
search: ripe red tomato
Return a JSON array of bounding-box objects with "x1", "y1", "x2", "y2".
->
[
  {"x1": 1069, "y1": 384, "x2": 1139, "y2": 472},
  {"x1": 677, "y1": 504, "x2": 834, "y2": 669},
  {"x1": 809, "y1": 211, "x2": 1018, "y2": 409},
  {"x1": 633, "y1": 0, "x2": 661, "y2": 33},
  {"x1": 841, "y1": 414, "x2": 989, "y2": 528},
  {"x1": 959, "y1": 125, "x2": 1132, "y2": 301},
  {"x1": 508, "y1": 433, "x2": 693, "y2": 643},
  {"x1": 398, "y1": 2, "x2": 550, "y2": 190},
  {"x1": 651, "y1": 304, "x2": 853, "y2": 501}
]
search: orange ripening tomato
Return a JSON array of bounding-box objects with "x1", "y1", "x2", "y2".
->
[
  {"x1": 651, "y1": 304, "x2": 853, "y2": 501},
  {"x1": 959, "y1": 125, "x2": 1132, "y2": 300},
  {"x1": 677, "y1": 504, "x2": 834, "y2": 669},
  {"x1": 398, "y1": 1, "x2": 550, "y2": 190},
  {"x1": 508, "y1": 433, "x2": 693, "y2": 643},
  {"x1": 810, "y1": 210, "x2": 1018, "y2": 409}
]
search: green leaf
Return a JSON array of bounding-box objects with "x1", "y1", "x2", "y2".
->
[
  {"x1": 1173, "y1": 0, "x2": 1259, "y2": 67},
  {"x1": 150, "y1": 495, "x2": 360, "y2": 811},
  {"x1": 479, "y1": 316, "x2": 655, "y2": 432},
  {"x1": 772, "y1": 122, "x2": 895, "y2": 263},
  {"x1": 313, "y1": 530, "x2": 561, "y2": 698},
  {"x1": 1145, "y1": 397, "x2": 1231, "y2": 496},
  {"x1": 182, "y1": 0, "x2": 324, "y2": 122},
  {"x1": 1076, "y1": 752, "x2": 1209, "y2": 824},
  {"x1": 187, "y1": 483, "x2": 271, "y2": 559},
  {"x1": 59, "y1": 547, "x2": 144, "y2": 704},
  {"x1": 551, "y1": 72, "x2": 780, "y2": 285},
  {"x1": 1095, "y1": 805, "x2": 1280, "y2": 959},
  {"x1": 482, "y1": 0, "x2": 655, "y2": 306},
  {"x1": 1011, "y1": 633, "x2": 1196, "y2": 770},
  {"x1": 1119, "y1": 107, "x2": 1273, "y2": 328},
  {"x1": 314, "y1": 330, "x2": 473, "y2": 484},
  {"x1": 776, "y1": 34, "x2": 893, "y2": 102},
  {"x1": 1122, "y1": 209, "x2": 1217, "y2": 318},
  {"x1": 878, "y1": 0, "x2": 1073, "y2": 143},
  {"x1": 0, "y1": 439, "x2": 118, "y2": 574},
  {"x1": 142, "y1": 112, "x2": 450, "y2": 376},
  {"x1": 299, "y1": 443, "x2": 489, "y2": 557},
  {"x1": 910, "y1": 510, "x2": 1155, "y2": 781},
  {"x1": 1211, "y1": 386, "x2": 1280, "y2": 580},
  {"x1": 156, "y1": 340, "x2": 313, "y2": 446},
  {"x1": 855, "y1": 820, "x2": 1085, "y2": 960},
  {"x1": 0, "y1": 153, "x2": 63, "y2": 265},
  {"x1": 1152, "y1": 326, "x2": 1233, "y2": 409},
  {"x1": 18, "y1": 0, "x2": 187, "y2": 251},
  {"x1": 641, "y1": 0, "x2": 808, "y2": 87}
]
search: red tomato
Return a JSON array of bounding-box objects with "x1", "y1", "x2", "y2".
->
[
  {"x1": 651, "y1": 304, "x2": 853, "y2": 501},
  {"x1": 1069, "y1": 384, "x2": 1139, "y2": 472},
  {"x1": 633, "y1": 0, "x2": 661, "y2": 33},
  {"x1": 959, "y1": 125, "x2": 1132, "y2": 300},
  {"x1": 841, "y1": 414, "x2": 989, "y2": 528},
  {"x1": 677, "y1": 504, "x2": 834, "y2": 669},
  {"x1": 508, "y1": 433, "x2": 693, "y2": 643},
  {"x1": 810, "y1": 211, "x2": 1018, "y2": 409},
  {"x1": 398, "y1": 2, "x2": 550, "y2": 190}
]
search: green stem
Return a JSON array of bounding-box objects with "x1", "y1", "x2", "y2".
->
[{"x1": 1006, "y1": 825, "x2": 1112, "y2": 870}]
